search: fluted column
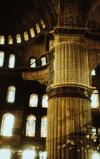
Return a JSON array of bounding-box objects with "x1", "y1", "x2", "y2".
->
[{"x1": 47, "y1": 34, "x2": 92, "y2": 159}]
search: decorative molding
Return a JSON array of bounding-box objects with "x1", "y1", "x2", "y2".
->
[
  {"x1": 22, "y1": 68, "x2": 48, "y2": 85},
  {"x1": 48, "y1": 85, "x2": 91, "y2": 100}
]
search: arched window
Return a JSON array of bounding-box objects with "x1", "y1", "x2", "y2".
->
[
  {"x1": 40, "y1": 19, "x2": 45, "y2": 29},
  {"x1": 36, "y1": 23, "x2": 40, "y2": 33},
  {"x1": 22, "y1": 149, "x2": 37, "y2": 159},
  {"x1": 24, "y1": 32, "x2": 29, "y2": 41},
  {"x1": 39, "y1": 151, "x2": 48, "y2": 159},
  {"x1": 29, "y1": 94, "x2": 38, "y2": 107},
  {"x1": 41, "y1": 116, "x2": 47, "y2": 137},
  {"x1": 91, "y1": 90, "x2": 99, "y2": 108},
  {"x1": 30, "y1": 28, "x2": 35, "y2": 38},
  {"x1": 16, "y1": 34, "x2": 21, "y2": 43},
  {"x1": 1, "y1": 113, "x2": 14, "y2": 136},
  {"x1": 0, "y1": 148, "x2": 11, "y2": 159},
  {"x1": 41, "y1": 56, "x2": 46, "y2": 66},
  {"x1": 91, "y1": 69, "x2": 96, "y2": 76},
  {"x1": 26, "y1": 115, "x2": 36, "y2": 137},
  {"x1": 0, "y1": 35, "x2": 5, "y2": 45},
  {"x1": 7, "y1": 86, "x2": 16, "y2": 103},
  {"x1": 30, "y1": 58, "x2": 36, "y2": 68},
  {"x1": 0, "y1": 51, "x2": 4, "y2": 67},
  {"x1": 8, "y1": 35, "x2": 13, "y2": 45},
  {"x1": 42, "y1": 94, "x2": 48, "y2": 108},
  {"x1": 8, "y1": 54, "x2": 15, "y2": 68}
]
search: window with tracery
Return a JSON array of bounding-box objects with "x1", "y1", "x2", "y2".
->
[
  {"x1": 29, "y1": 94, "x2": 38, "y2": 107},
  {"x1": 0, "y1": 51, "x2": 4, "y2": 67},
  {"x1": 41, "y1": 116, "x2": 47, "y2": 137},
  {"x1": 42, "y1": 94, "x2": 48, "y2": 108},
  {"x1": 8, "y1": 54, "x2": 15, "y2": 68},
  {"x1": 7, "y1": 86, "x2": 16, "y2": 103},
  {"x1": 26, "y1": 115, "x2": 36, "y2": 137},
  {"x1": 1, "y1": 113, "x2": 14, "y2": 136}
]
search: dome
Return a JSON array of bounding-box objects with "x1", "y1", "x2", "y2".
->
[
  {"x1": 0, "y1": 0, "x2": 49, "y2": 34},
  {"x1": 0, "y1": 0, "x2": 56, "y2": 45}
]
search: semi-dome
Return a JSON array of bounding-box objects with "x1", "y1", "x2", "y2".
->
[{"x1": 0, "y1": 0, "x2": 56, "y2": 45}]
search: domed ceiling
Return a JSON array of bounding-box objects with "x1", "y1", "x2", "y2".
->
[
  {"x1": 0, "y1": 0, "x2": 41, "y2": 34},
  {"x1": 0, "y1": 0, "x2": 99, "y2": 45},
  {"x1": 0, "y1": 0, "x2": 56, "y2": 45}
]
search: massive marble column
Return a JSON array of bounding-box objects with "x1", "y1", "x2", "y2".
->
[{"x1": 47, "y1": 33, "x2": 92, "y2": 159}]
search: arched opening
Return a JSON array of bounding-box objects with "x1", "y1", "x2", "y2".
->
[
  {"x1": 7, "y1": 86, "x2": 16, "y2": 103},
  {"x1": 26, "y1": 115, "x2": 36, "y2": 137},
  {"x1": 29, "y1": 94, "x2": 38, "y2": 107},
  {"x1": 41, "y1": 116, "x2": 47, "y2": 137},
  {"x1": 1, "y1": 113, "x2": 14, "y2": 136}
]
